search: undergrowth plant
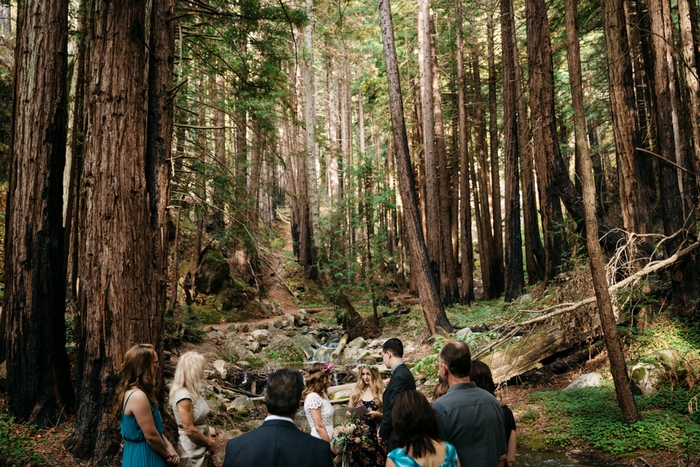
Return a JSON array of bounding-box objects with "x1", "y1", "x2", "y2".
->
[
  {"x1": 0, "y1": 413, "x2": 44, "y2": 466},
  {"x1": 524, "y1": 385, "x2": 700, "y2": 456}
]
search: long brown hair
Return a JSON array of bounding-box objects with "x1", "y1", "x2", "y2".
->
[
  {"x1": 113, "y1": 343, "x2": 159, "y2": 415},
  {"x1": 302, "y1": 363, "x2": 332, "y2": 399},
  {"x1": 349, "y1": 366, "x2": 384, "y2": 410}
]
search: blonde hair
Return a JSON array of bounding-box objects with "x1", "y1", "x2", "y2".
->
[
  {"x1": 302, "y1": 363, "x2": 332, "y2": 399},
  {"x1": 170, "y1": 351, "x2": 206, "y2": 400},
  {"x1": 114, "y1": 344, "x2": 159, "y2": 415},
  {"x1": 349, "y1": 366, "x2": 384, "y2": 411}
]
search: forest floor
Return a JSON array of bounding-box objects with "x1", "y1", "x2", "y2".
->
[{"x1": 2, "y1": 220, "x2": 698, "y2": 467}]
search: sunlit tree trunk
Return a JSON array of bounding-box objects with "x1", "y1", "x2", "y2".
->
[
  {"x1": 429, "y1": 13, "x2": 458, "y2": 305},
  {"x1": 487, "y1": 0, "x2": 504, "y2": 297},
  {"x1": 501, "y1": 0, "x2": 524, "y2": 302},
  {"x1": 3, "y1": 0, "x2": 74, "y2": 427},
  {"x1": 305, "y1": 0, "x2": 320, "y2": 232},
  {"x1": 379, "y1": 0, "x2": 453, "y2": 334},
  {"x1": 678, "y1": 0, "x2": 700, "y2": 195},
  {"x1": 471, "y1": 46, "x2": 496, "y2": 297},
  {"x1": 455, "y1": 0, "x2": 474, "y2": 303}
]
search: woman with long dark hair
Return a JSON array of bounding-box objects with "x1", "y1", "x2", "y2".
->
[{"x1": 387, "y1": 390, "x2": 459, "y2": 467}]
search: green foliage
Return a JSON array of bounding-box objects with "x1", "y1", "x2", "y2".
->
[
  {"x1": 524, "y1": 386, "x2": 700, "y2": 455},
  {"x1": 0, "y1": 414, "x2": 44, "y2": 466},
  {"x1": 187, "y1": 297, "x2": 241, "y2": 326}
]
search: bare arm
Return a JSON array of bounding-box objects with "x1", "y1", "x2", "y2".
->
[
  {"x1": 310, "y1": 407, "x2": 332, "y2": 443},
  {"x1": 126, "y1": 391, "x2": 178, "y2": 464},
  {"x1": 177, "y1": 399, "x2": 215, "y2": 453},
  {"x1": 506, "y1": 430, "x2": 517, "y2": 467}
]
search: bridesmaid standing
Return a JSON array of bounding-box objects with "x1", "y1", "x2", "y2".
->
[{"x1": 346, "y1": 364, "x2": 386, "y2": 467}]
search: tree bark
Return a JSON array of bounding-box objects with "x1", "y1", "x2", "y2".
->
[
  {"x1": 501, "y1": 0, "x2": 524, "y2": 302},
  {"x1": 3, "y1": 0, "x2": 74, "y2": 427},
  {"x1": 487, "y1": 0, "x2": 504, "y2": 297},
  {"x1": 429, "y1": 13, "x2": 458, "y2": 305},
  {"x1": 602, "y1": 0, "x2": 651, "y2": 254},
  {"x1": 512, "y1": 20, "x2": 545, "y2": 284},
  {"x1": 65, "y1": 0, "x2": 174, "y2": 460},
  {"x1": 379, "y1": 0, "x2": 453, "y2": 334},
  {"x1": 471, "y1": 46, "x2": 496, "y2": 298},
  {"x1": 647, "y1": 0, "x2": 700, "y2": 315},
  {"x1": 566, "y1": 0, "x2": 640, "y2": 423},
  {"x1": 455, "y1": 0, "x2": 474, "y2": 304},
  {"x1": 526, "y1": 0, "x2": 565, "y2": 283}
]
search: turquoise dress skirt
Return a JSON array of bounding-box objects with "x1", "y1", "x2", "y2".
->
[{"x1": 121, "y1": 391, "x2": 167, "y2": 467}]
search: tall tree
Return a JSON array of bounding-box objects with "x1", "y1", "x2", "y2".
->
[
  {"x1": 566, "y1": 0, "x2": 639, "y2": 423},
  {"x1": 379, "y1": 0, "x2": 453, "y2": 334},
  {"x1": 65, "y1": 0, "x2": 175, "y2": 460},
  {"x1": 3, "y1": 0, "x2": 74, "y2": 427},
  {"x1": 602, "y1": 0, "x2": 651, "y2": 255},
  {"x1": 429, "y1": 13, "x2": 458, "y2": 305},
  {"x1": 526, "y1": 0, "x2": 565, "y2": 282},
  {"x1": 455, "y1": 0, "x2": 474, "y2": 303},
  {"x1": 501, "y1": 0, "x2": 524, "y2": 301},
  {"x1": 486, "y1": 0, "x2": 504, "y2": 297}
]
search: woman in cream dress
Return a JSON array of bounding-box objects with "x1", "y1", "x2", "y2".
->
[{"x1": 170, "y1": 352, "x2": 215, "y2": 467}]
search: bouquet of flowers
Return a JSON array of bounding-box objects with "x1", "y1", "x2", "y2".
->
[{"x1": 331, "y1": 418, "x2": 371, "y2": 465}]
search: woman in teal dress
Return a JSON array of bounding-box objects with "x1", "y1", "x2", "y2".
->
[
  {"x1": 386, "y1": 390, "x2": 460, "y2": 467},
  {"x1": 115, "y1": 343, "x2": 179, "y2": 467}
]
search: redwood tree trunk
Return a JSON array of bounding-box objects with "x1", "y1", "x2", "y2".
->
[
  {"x1": 501, "y1": 0, "x2": 524, "y2": 302},
  {"x1": 567, "y1": 0, "x2": 640, "y2": 423},
  {"x1": 3, "y1": 0, "x2": 74, "y2": 427},
  {"x1": 65, "y1": 0, "x2": 174, "y2": 460},
  {"x1": 602, "y1": 0, "x2": 651, "y2": 255},
  {"x1": 455, "y1": 0, "x2": 474, "y2": 304},
  {"x1": 526, "y1": 0, "x2": 564, "y2": 282},
  {"x1": 379, "y1": 0, "x2": 453, "y2": 334}
]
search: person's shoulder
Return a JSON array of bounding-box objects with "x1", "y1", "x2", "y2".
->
[{"x1": 173, "y1": 388, "x2": 193, "y2": 403}]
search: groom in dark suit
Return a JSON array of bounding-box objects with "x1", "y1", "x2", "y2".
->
[
  {"x1": 222, "y1": 368, "x2": 334, "y2": 467},
  {"x1": 379, "y1": 338, "x2": 416, "y2": 452}
]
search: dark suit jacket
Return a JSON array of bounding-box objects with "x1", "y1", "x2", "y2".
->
[
  {"x1": 379, "y1": 362, "x2": 416, "y2": 452},
  {"x1": 222, "y1": 419, "x2": 334, "y2": 467}
]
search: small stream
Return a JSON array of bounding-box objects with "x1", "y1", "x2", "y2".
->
[{"x1": 516, "y1": 448, "x2": 597, "y2": 466}]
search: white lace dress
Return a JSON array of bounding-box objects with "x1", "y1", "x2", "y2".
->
[{"x1": 304, "y1": 391, "x2": 334, "y2": 440}]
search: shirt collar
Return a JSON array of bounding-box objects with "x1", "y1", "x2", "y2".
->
[
  {"x1": 391, "y1": 361, "x2": 405, "y2": 375},
  {"x1": 265, "y1": 415, "x2": 295, "y2": 423}
]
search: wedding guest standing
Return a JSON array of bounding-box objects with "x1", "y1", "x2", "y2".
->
[
  {"x1": 222, "y1": 369, "x2": 334, "y2": 467},
  {"x1": 347, "y1": 364, "x2": 386, "y2": 466},
  {"x1": 116, "y1": 343, "x2": 179, "y2": 467},
  {"x1": 386, "y1": 390, "x2": 460, "y2": 467},
  {"x1": 170, "y1": 351, "x2": 216, "y2": 467},
  {"x1": 471, "y1": 360, "x2": 517, "y2": 467},
  {"x1": 303, "y1": 363, "x2": 335, "y2": 443}
]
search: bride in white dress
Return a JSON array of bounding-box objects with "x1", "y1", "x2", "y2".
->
[{"x1": 303, "y1": 362, "x2": 335, "y2": 443}]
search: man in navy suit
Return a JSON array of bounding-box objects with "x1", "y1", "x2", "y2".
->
[
  {"x1": 379, "y1": 338, "x2": 416, "y2": 453},
  {"x1": 222, "y1": 368, "x2": 334, "y2": 467}
]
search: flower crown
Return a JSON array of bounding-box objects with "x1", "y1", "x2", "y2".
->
[
  {"x1": 357, "y1": 363, "x2": 379, "y2": 371},
  {"x1": 323, "y1": 363, "x2": 335, "y2": 372}
]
